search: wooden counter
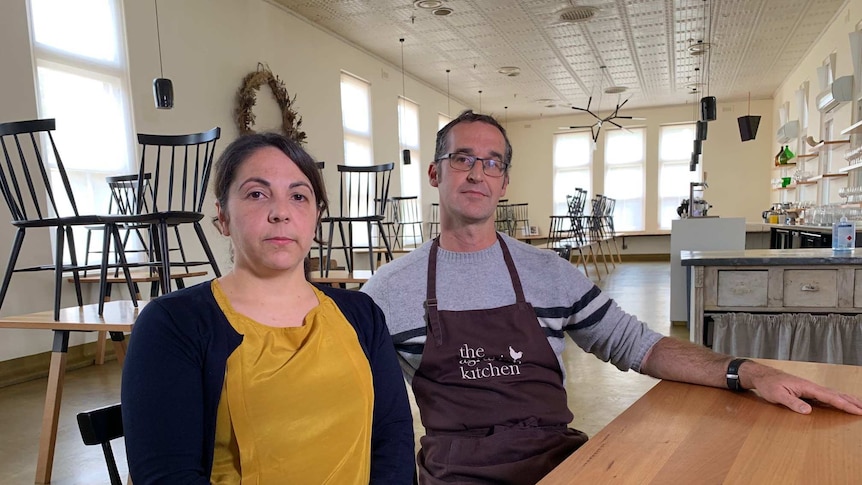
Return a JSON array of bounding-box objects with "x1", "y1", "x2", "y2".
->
[{"x1": 539, "y1": 358, "x2": 862, "y2": 484}]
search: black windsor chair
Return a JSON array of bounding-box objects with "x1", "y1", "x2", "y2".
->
[{"x1": 0, "y1": 118, "x2": 138, "y2": 319}]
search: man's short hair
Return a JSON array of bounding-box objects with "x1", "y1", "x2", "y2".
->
[{"x1": 434, "y1": 110, "x2": 513, "y2": 170}]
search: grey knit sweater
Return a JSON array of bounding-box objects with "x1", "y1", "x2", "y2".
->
[{"x1": 361, "y1": 233, "x2": 663, "y2": 382}]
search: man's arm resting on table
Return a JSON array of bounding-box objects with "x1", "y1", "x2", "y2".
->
[{"x1": 640, "y1": 337, "x2": 862, "y2": 416}]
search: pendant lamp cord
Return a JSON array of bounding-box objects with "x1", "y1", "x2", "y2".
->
[
  {"x1": 400, "y1": 38, "x2": 405, "y2": 98},
  {"x1": 446, "y1": 69, "x2": 451, "y2": 117},
  {"x1": 155, "y1": 0, "x2": 164, "y2": 77}
]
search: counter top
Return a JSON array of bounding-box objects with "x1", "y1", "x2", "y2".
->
[
  {"x1": 761, "y1": 222, "x2": 862, "y2": 232},
  {"x1": 680, "y1": 248, "x2": 862, "y2": 266}
]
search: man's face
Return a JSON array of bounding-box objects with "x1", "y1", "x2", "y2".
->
[{"x1": 428, "y1": 121, "x2": 508, "y2": 227}]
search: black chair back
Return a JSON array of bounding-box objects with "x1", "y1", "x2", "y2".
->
[
  {"x1": 77, "y1": 403, "x2": 124, "y2": 485},
  {"x1": 0, "y1": 118, "x2": 78, "y2": 222},
  {"x1": 136, "y1": 127, "x2": 220, "y2": 215}
]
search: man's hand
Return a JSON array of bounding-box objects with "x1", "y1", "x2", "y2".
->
[{"x1": 742, "y1": 361, "x2": 862, "y2": 415}]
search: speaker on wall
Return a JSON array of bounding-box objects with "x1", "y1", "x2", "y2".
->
[
  {"x1": 689, "y1": 152, "x2": 698, "y2": 172},
  {"x1": 402, "y1": 149, "x2": 411, "y2": 165},
  {"x1": 737, "y1": 115, "x2": 761, "y2": 142},
  {"x1": 696, "y1": 120, "x2": 708, "y2": 141},
  {"x1": 700, "y1": 96, "x2": 716, "y2": 121},
  {"x1": 693, "y1": 139, "x2": 703, "y2": 155}
]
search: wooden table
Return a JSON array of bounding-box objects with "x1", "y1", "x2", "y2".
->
[
  {"x1": 538, "y1": 359, "x2": 862, "y2": 484},
  {"x1": 309, "y1": 269, "x2": 374, "y2": 288},
  {"x1": 0, "y1": 301, "x2": 143, "y2": 484}
]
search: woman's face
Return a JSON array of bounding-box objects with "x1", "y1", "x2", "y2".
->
[{"x1": 215, "y1": 146, "x2": 319, "y2": 276}]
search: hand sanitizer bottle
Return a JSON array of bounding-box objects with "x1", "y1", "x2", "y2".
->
[{"x1": 832, "y1": 216, "x2": 856, "y2": 252}]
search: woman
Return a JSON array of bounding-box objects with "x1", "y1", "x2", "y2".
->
[{"x1": 121, "y1": 133, "x2": 415, "y2": 484}]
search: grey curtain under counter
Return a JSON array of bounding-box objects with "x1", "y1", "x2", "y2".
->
[{"x1": 712, "y1": 313, "x2": 862, "y2": 365}]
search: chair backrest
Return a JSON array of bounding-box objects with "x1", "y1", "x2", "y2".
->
[
  {"x1": 136, "y1": 127, "x2": 220, "y2": 214},
  {"x1": 77, "y1": 403, "x2": 124, "y2": 485},
  {"x1": 0, "y1": 118, "x2": 78, "y2": 222},
  {"x1": 391, "y1": 196, "x2": 422, "y2": 224},
  {"x1": 334, "y1": 163, "x2": 394, "y2": 219},
  {"x1": 428, "y1": 202, "x2": 441, "y2": 239},
  {"x1": 106, "y1": 173, "x2": 153, "y2": 216}
]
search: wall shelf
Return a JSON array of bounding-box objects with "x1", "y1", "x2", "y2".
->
[
  {"x1": 773, "y1": 161, "x2": 797, "y2": 167},
  {"x1": 838, "y1": 161, "x2": 862, "y2": 173},
  {"x1": 796, "y1": 153, "x2": 818, "y2": 159},
  {"x1": 840, "y1": 120, "x2": 862, "y2": 135},
  {"x1": 812, "y1": 139, "x2": 850, "y2": 151}
]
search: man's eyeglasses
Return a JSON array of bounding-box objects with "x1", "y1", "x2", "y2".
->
[{"x1": 436, "y1": 153, "x2": 509, "y2": 177}]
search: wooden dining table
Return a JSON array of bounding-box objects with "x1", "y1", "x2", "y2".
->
[
  {"x1": 309, "y1": 269, "x2": 374, "y2": 288},
  {"x1": 539, "y1": 358, "x2": 862, "y2": 484},
  {"x1": 0, "y1": 300, "x2": 143, "y2": 484}
]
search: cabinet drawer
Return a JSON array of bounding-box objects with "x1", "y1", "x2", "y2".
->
[
  {"x1": 783, "y1": 270, "x2": 838, "y2": 307},
  {"x1": 854, "y1": 270, "x2": 862, "y2": 308},
  {"x1": 717, "y1": 271, "x2": 768, "y2": 307}
]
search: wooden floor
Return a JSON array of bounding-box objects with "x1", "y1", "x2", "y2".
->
[{"x1": 0, "y1": 261, "x2": 683, "y2": 484}]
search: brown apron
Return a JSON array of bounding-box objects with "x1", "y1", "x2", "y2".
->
[{"x1": 413, "y1": 235, "x2": 588, "y2": 484}]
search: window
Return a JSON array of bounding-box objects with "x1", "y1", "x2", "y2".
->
[
  {"x1": 604, "y1": 128, "x2": 645, "y2": 231},
  {"x1": 438, "y1": 113, "x2": 451, "y2": 131},
  {"x1": 340, "y1": 72, "x2": 374, "y2": 245},
  {"x1": 28, "y1": 0, "x2": 135, "y2": 262},
  {"x1": 340, "y1": 72, "x2": 372, "y2": 167},
  {"x1": 398, "y1": 97, "x2": 421, "y2": 245},
  {"x1": 658, "y1": 124, "x2": 701, "y2": 229},
  {"x1": 553, "y1": 132, "x2": 592, "y2": 215}
]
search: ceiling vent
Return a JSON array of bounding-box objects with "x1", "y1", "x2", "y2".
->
[
  {"x1": 497, "y1": 66, "x2": 521, "y2": 77},
  {"x1": 604, "y1": 86, "x2": 627, "y2": 94},
  {"x1": 556, "y1": 6, "x2": 598, "y2": 24},
  {"x1": 816, "y1": 75, "x2": 853, "y2": 112}
]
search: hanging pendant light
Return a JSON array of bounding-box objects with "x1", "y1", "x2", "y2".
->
[
  {"x1": 478, "y1": 90, "x2": 483, "y2": 113},
  {"x1": 152, "y1": 0, "x2": 173, "y2": 109}
]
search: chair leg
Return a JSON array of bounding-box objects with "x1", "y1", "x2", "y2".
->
[
  {"x1": 65, "y1": 226, "x2": 84, "y2": 306},
  {"x1": 157, "y1": 221, "x2": 171, "y2": 294},
  {"x1": 0, "y1": 228, "x2": 25, "y2": 313},
  {"x1": 54, "y1": 226, "x2": 66, "y2": 320},
  {"x1": 366, "y1": 221, "x2": 375, "y2": 274},
  {"x1": 193, "y1": 221, "x2": 221, "y2": 277}
]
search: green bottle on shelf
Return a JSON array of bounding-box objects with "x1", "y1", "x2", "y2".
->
[{"x1": 782, "y1": 145, "x2": 795, "y2": 163}]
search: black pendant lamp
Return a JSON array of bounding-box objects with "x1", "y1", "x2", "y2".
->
[{"x1": 152, "y1": 0, "x2": 173, "y2": 109}]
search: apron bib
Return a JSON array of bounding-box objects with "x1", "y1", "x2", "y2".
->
[{"x1": 413, "y1": 235, "x2": 587, "y2": 484}]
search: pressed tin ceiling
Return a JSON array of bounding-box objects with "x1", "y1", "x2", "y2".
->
[{"x1": 272, "y1": 0, "x2": 848, "y2": 121}]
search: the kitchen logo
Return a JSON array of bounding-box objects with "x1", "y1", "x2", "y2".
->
[{"x1": 457, "y1": 343, "x2": 523, "y2": 380}]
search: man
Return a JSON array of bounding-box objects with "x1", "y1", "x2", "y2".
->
[{"x1": 361, "y1": 110, "x2": 862, "y2": 484}]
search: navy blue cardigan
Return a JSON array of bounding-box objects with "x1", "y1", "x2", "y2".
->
[{"x1": 121, "y1": 281, "x2": 415, "y2": 484}]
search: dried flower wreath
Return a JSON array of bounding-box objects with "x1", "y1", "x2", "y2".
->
[{"x1": 235, "y1": 63, "x2": 306, "y2": 144}]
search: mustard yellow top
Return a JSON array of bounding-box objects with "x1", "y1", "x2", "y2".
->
[{"x1": 210, "y1": 280, "x2": 374, "y2": 484}]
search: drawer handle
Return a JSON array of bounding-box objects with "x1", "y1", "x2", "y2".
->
[{"x1": 800, "y1": 284, "x2": 819, "y2": 292}]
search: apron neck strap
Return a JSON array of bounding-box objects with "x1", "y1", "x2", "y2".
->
[{"x1": 427, "y1": 233, "x2": 527, "y2": 304}]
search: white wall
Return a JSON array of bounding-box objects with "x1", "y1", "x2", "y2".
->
[
  {"x1": 0, "y1": 0, "x2": 464, "y2": 362},
  {"x1": 771, "y1": 0, "x2": 862, "y2": 205},
  {"x1": 504, "y1": 99, "x2": 774, "y2": 233}
]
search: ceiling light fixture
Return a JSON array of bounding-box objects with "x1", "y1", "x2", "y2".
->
[
  {"x1": 413, "y1": 0, "x2": 443, "y2": 8},
  {"x1": 604, "y1": 86, "x2": 628, "y2": 94},
  {"x1": 478, "y1": 90, "x2": 483, "y2": 112},
  {"x1": 562, "y1": 66, "x2": 644, "y2": 143},
  {"x1": 152, "y1": 0, "x2": 173, "y2": 109},
  {"x1": 497, "y1": 66, "x2": 521, "y2": 77},
  {"x1": 432, "y1": 6, "x2": 453, "y2": 16}
]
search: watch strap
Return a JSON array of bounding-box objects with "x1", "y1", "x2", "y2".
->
[{"x1": 726, "y1": 358, "x2": 751, "y2": 391}]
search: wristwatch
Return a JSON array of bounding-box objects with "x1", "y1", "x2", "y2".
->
[{"x1": 726, "y1": 358, "x2": 751, "y2": 391}]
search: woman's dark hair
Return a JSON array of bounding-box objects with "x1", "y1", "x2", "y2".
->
[
  {"x1": 212, "y1": 132, "x2": 328, "y2": 217},
  {"x1": 434, "y1": 110, "x2": 513, "y2": 169}
]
